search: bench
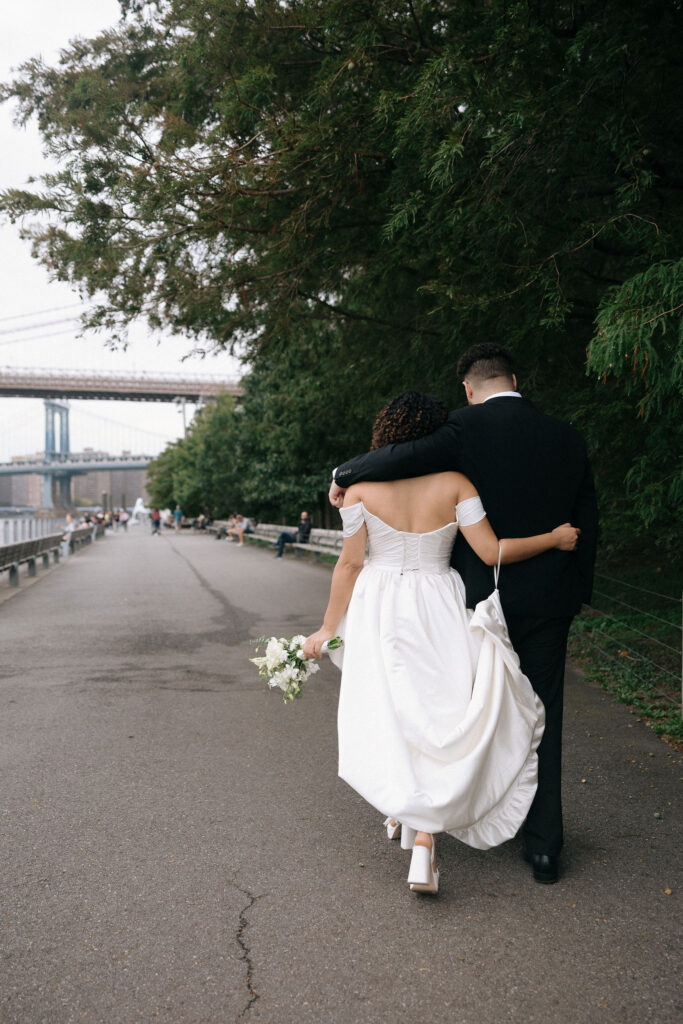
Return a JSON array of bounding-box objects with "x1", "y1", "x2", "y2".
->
[
  {"x1": 244, "y1": 524, "x2": 344, "y2": 562},
  {"x1": 207, "y1": 520, "x2": 232, "y2": 537},
  {"x1": 295, "y1": 527, "x2": 345, "y2": 561},
  {"x1": 0, "y1": 533, "x2": 64, "y2": 587},
  {"x1": 69, "y1": 524, "x2": 103, "y2": 551},
  {"x1": 0, "y1": 522, "x2": 106, "y2": 588},
  {"x1": 244, "y1": 523, "x2": 283, "y2": 548}
]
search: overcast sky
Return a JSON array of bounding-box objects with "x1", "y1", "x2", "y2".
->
[{"x1": 0, "y1": 1, "x2": 242, "y2": 460}]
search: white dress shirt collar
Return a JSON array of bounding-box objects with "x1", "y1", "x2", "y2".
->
[{"x1": 482, "y1": 390, "x2": 522, "y2": 402}]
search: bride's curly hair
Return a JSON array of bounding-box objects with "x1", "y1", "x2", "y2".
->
[{"x1": 371, "y1": 391, "x2": 448, "y2": 450}]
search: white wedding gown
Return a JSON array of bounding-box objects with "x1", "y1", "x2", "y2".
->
[{"x1": 328, "y1": 499, "x2": 545, "y2": 850}]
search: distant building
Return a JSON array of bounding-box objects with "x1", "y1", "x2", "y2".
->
[
  {"x1": 7, "y1": 455, "x2": 44, "y2": 507},
  {"x1": 109, "y1": 467, "x2": 149, "y2": 508},
  {"x1": 15, "y1": 474, "x2": 44, "y2": 508},
  {"x1": 70, "y1": 449, "x2": 114, "y2": 506},
  {"x1": 109, "y1": 450, "x2": 149, "y2": 508},
  {"x1": 0, "y1": 476, "x2": 13, "y2": 506}
]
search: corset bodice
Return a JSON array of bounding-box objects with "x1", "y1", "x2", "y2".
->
[
  {"x1": 339, "y1": 497, "x2": 487, "y2": 575},
  {"x1": 361, "y1": 507, "x2": 458, "y2": 574}
]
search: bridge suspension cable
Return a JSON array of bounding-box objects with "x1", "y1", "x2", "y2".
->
[
  {"x1": 0, "y1": 302, "x2": 88, "y2": 324},
  {"x1": 0, "y1": 327, "x2": 85, "y2": 348},
  {"x1": 72, "y1": 405, "x2": 177, "y2": 444},
  {"x1": 0, "y1": 315, "x2": 87, "y2": 338},
  {"x1": 0, "y1": 404, "x2": 44, "y2": 461}
]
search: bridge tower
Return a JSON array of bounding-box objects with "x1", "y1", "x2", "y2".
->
[{"x1": 43, "y1": 400, "x2": 72, "y2": 508}]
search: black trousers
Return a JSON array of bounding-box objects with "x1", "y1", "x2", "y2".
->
[{"x1": 505, "y1": 614, "x2": 573, "y2": 857}]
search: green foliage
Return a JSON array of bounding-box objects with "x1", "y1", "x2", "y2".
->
[
  {"x1": 589, "y1": 260, "x2": 683, "y2": 418},
  {"x1": 146, "y1": 395, "x2": 240, "y2": 516},
  {"x1": 586, "y1": 259, "x2": 683, "y2": 545},
  {"x1": 1, "y1": 0, "x2": 682, "y2": 547},
  {"x1": 146, "y1": 433, "x2": 204, "y2": 514}
]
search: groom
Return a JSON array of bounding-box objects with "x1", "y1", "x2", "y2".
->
[{"x1": 329, "y1": 344, "x2": 599, "y2": 883}]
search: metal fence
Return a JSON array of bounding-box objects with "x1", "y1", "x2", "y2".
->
[
  {"x1": 1, "y1": 516, "x2": 61, "y2": 545},
  {"x1": 578, "y1": 569, "x2": 682, "y2": 716}
]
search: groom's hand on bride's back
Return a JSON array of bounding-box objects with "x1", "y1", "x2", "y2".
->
[{"x1": 552, "y1": 523, "x2": 581, "y2": 550}]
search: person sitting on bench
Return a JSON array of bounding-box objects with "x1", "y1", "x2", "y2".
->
[
  {"x1": 274, "y1": 511, "x2": 311, "y2": 558},
  {"x1": 227, "y1": 514, "x2": 253, "y2": 546}
]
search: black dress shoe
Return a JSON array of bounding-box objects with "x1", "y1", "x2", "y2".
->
[{"x1": 523, "y1": 850, "x2": 559, "y2": 884}]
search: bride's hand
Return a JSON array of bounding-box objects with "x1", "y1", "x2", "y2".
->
[
  {"x1": 303, "y1": 626, "x2": 335, "y2": 660},
  {"x1": 328, "y1": 480, "x2": 346, "y2": 508},
  {"x1": 551, "y1": 523, "x2": 581, "y2": 550}
]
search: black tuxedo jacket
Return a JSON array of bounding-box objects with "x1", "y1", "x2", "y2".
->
[{"x1": 334, "y1": 397, "x2": 599, "y2": 618}]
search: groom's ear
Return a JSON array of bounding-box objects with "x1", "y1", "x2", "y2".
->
[
  {"x1": 463, "y1": 380, "x2": 474, "y2": 404},
  {"x1": 512, "y1": 373, "x2": 517, "y2": 391}
]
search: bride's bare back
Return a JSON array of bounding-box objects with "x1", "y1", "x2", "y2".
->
[{"x1": 345, "y1": 473, "x2": 477, "y2": 534}]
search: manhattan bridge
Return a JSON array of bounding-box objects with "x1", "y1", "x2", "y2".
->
[{"x1": 0, "y1": 368, "x2": 243, "y2": 508}]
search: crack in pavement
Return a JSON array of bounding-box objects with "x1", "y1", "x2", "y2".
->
[{"x1": 231, "y1": 883, "x2": 264, "y2": 1020}]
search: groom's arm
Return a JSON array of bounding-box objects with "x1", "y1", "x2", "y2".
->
[{"x1": 334, "y1": 415, "x2": 464, "y2": 489}]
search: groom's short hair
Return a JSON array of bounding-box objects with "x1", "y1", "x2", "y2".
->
[{"x1": 457, "y1": 344, "x2": 514, "y2": 383}]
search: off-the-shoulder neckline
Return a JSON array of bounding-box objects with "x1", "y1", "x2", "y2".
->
[{"x1": 342, "y1": 500, "x2": 457, "y2": 536}]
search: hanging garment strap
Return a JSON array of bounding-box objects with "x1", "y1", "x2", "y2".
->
[{"x1": 494, "y1": 542, "x2": 502, "y2": 589}]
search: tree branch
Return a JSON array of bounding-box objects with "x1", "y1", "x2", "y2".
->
[
  {"x1": 297, "y1": 290, "x2": 441, "y2": 335},
  {"x1": 640, "y1": 303, "x2": 683, "y2": 328}
]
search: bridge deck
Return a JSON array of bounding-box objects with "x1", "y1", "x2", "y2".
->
[
  {"x1": 0, "y1": 368, "x2": 243, "y2": 402},
  {"x1": 0, "y1": 456, "x2": 153, "y2": 475}
]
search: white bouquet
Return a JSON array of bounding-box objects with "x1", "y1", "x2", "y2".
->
[{"x1": 250, "y1": 634, "x2": 342, "y2": 703}]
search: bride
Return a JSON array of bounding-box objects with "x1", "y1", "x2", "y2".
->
[{"x1": 303, "y1": 392, "x2": 579, "y2": 895}]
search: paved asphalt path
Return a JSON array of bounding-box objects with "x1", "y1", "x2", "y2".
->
[{"x1": 0, "y1": 529, "x2": 680, "y2": 1024}]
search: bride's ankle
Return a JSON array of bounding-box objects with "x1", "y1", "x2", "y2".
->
[{"x1": 414, "y1": 831, "x2": 432, "y2": 849}]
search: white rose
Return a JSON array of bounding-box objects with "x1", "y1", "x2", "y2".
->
[
  {"x1": 265, "y1": 638, "x2": 287, "y2": 671},
  {"x1": 269, "y1": 670, "x2": 287, "y2": 691}
]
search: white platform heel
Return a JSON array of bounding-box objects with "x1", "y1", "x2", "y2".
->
[
  {"x1": 407, "y1": 836, "x2": 439, "y2": 894},
  {"x1": 382, "y1": 817, "x2": 417, "y2": 848},
  {"x1": 383, "y1": 817, "x2": 401, "y2": 840},
  {"x1": 400, "y1": 825, "x2": 417, "y2": 850}
]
